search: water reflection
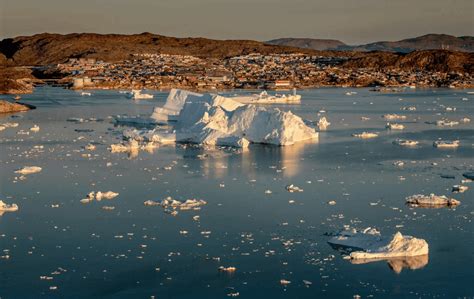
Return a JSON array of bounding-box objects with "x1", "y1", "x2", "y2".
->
[{"x1": 350, "y1": 255, "x2": 429, "y2": 274}]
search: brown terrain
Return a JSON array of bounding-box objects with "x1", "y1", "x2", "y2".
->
[
  {"x1": 0, "y1": 33, "x2": 473, "y2": 94},
  {"x1": 0, "y1": 100, "x2": 33, "y2": 114}
]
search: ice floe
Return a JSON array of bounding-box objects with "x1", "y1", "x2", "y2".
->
[
  {"x1": 385, "y1": 123, "x2": 404, "y2": 130},
  {"x1": 81, "y1": 191, "x2": 119, "y2": 203},
  {"x1": 352, "y1": 132, "x2": 378, "y2": 139},
  {"x1": 382, "y1": 114, "x2": 406, "y2": 120},
  {"x1": 15, "y1": 166, "x2": 42, "y2": 175},
  {"x1": 433, "y1": 140, "x2": 460, "y2": 148},
  {"x1": 0, "y1": 200, "x2": 19, "y2": 214},
  {"x1": 392, "y1": 139, "x2": 419, "y2": 147},
  {"x1": 405, "y1": 194, "x2": 460, "y2": 207},
  {"x1": 452, "y1": 185, "x2": 468, "y2": 193},
  {"x1": 144, "y1": 197, "x2": 207, "y2": 215}
]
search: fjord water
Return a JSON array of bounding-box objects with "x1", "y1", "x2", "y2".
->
[{"x1": 0, "y1": 87, "x2": 473, "y2": 298}]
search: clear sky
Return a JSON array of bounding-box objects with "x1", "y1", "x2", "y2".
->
[{"x1": 1, "y1": 0, "x2": 473, "y2": 44}]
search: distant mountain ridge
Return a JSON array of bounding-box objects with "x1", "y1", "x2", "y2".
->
[{"x1": 266, "y1": 34, "x2": 474, "y2": 53}]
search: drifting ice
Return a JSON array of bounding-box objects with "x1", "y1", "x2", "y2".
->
[
  {"x1": 0, "y1": 200, "x2": 19, "y2": 213},
  {"x1": 125, "y1": 89, "x2": 318, "y2": 147},
  {"x1": 406, "y1": 194, "x2": 460, "y2": 207},
  {"x1": 328, "y1": 227, "x2": 429, "y2": 260},
  {"x1": 15, "y1": 166, "x2": 42, "y2": 175},
  {"x1": 352, "y1": 132, "x2": 378, "y2": 139}
]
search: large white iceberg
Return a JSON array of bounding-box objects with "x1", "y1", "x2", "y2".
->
[{"x1": 124, "y1": 89, "x2": 318, "y2": 148}]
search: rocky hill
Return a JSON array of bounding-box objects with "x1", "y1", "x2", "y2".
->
[
  {"x1": 0, "y1": 33, "x2": 322, "y2": 66},
  {"x1": 266, "y1": 34, "x2": 474, "y2": 53}
]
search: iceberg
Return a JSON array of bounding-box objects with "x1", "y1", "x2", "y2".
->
[
  {"x1": 124, "y1": 89, "x2": 318, "y2": 148},
  {"x1": 226, "y1": 90, "x2": 301, "y2": 104},
  {"x1": 433, "y1": 140, "x2": 460, "y2": 148},
  {"x1": 328, "y1": 227, "x2": 429, "y2": 260}
]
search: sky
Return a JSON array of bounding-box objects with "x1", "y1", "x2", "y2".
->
[{"x1": 1, "y1": 0, "x2": 473, "y2": 44}]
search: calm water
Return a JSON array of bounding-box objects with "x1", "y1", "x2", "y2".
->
[{"x1": 0, "y1": 87, "x2": 473, "y2": 298}]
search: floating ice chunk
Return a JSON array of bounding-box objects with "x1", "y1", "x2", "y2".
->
[
  {"x1": 352, "y1": 132, "x2": 378, "y2": 139},
  {"x1": 436, "y1": 119, "x2": 459, "y2": 127},
  {"x1": 218, "y1": 266, "x2": 236, "y2": 273},
  {"x1": 392, "y1": 139, "x2": 419, "y2": 147},
  {"x1": 460, "y1": 117, "x2": 471, "y2": 123},
  {"x1": 30, "y1": 125, "x2": 40, "y2": 132},
  {"x1": 84, "y1": 144, "x2": 96, "y2": 151},
  {"x1": 405, "y1": 194, "x2": 460, "y2": 207},
  {"x1": 401, "y1": 106, "x2": 417, "y2": 111},
  {"x1": 280, "y1": 279, "x2": 291, "y2": 285},
  {"x1": 145, "y1": 197, "x2": 207, "y2": 213},
  {"x1": 433, "y1": 140, "x2": 460, "y2": 148},
  {"x1": 81, "y1": 191, "x2": 119, "y2": 203},
  {"x1": 452, "y1": 185, "x2": 468, "y2": 193},
  {"x1": 361, "y1": 117, "x2": 370, "y2": 121},
  {"x1": 15, "y1": 166, "x2": 42, "y2": 175},
  {"x1": 286, "y1": 184, "x2": 303, "y2": 193},
  {"x1": 327, "y1": 200, "x2": 336, "y2": 205},
  {"x1": 0, "y1": 200, "x2": 19, "y2": 213},
  {"x1": 328, "y1": 228, "x2": 428, "y2": 260},
  {"x1": 81, "y1": 92, "x2": 92, "y2": 96},
  {"x1": 382, "y1": 114, "x2": 406, "y2": 120},
  {"x1": 110, "y1": 140, "x2": 140, "y2": 153},
  {"x1": 95, "y1": 191, "x2": 119, "y2": 200},
  {"x1": 317, "y1": 117, "x2": 330, "y2": 131},
  {"x1": 0, "y1": 122, "x2": 19, "y2": 131},
  {"x1": 386, "y1": 123, "x2": 404, "y2": 130}
]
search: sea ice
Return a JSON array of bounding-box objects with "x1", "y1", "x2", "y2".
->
[
  {"x1": 392, "y1": 139, "x2": 419, "y2": 147},
  {"x1": 386, "y1": 123, "x2": 404, "y2": 130},
  {"x1": 15, "y1": 166, "x2": 42, "y2": 175},
  {"x1": 382, "y1": 114, "x2": 406, "y2": 120},
  {"x1": 352, "y1": 132, "x2": 378, "y2": 139},
  {"x1": 405, "y1": 194, "x2": 460, "y2": 207},
  {"x1": 0, "y1": 200, "x2": 19, "y2": 214},
  {"x1": 433, "y1": 140, "x2": 460, "y2": 148}
]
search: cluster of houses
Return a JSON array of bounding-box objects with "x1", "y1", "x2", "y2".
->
[{"x1": 55, "y1": 53, "x2": 473, "y2": 90}]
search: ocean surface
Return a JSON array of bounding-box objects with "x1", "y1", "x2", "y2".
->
[{"x1": 0, "y1": 86, "x2": 473, "y2": 298}]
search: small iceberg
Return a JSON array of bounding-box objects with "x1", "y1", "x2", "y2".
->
[
  {"x1": 328, "y1": 227, "x2": 429, "y2": 260},
  {"x1": 81, "y1": 191, "x2": 119, "y2": 203},
  {"x1": 452, "y1": 185, "x2": 468, "y2": 193},
  {"x1": 0, "y1": 200, "x2": 19, "y2": 214},
  {"x1": 382, "y1": 114, "x2": 406, "y2": 120},
  {"x1": 392, "y1": 139, "x2": 418, "y2": 147},
  {"x1": 433, "y1": 140, "x2": 460, "y2": 148},
  {"x1": 352, "y1": 132, "x2": 378, "y2": 139},
  {"x1": 405, "y1": 194, "x2": 460, "y2": 207},
  {"x1": 15, "y1": 166, "x2": 42, "y2": 175},
  {"x1": 386, "y1": 123, "x2": 404, "y2": 130},
  {"x1": 127, "y1": 89, "x2": 153, "y2": 100},
  {"x1": 317, "y1": 117, "x2": 330, "y2": 131},
  {"x1": 228, "y1": 89, "x2": 301, "y2": 104}
]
